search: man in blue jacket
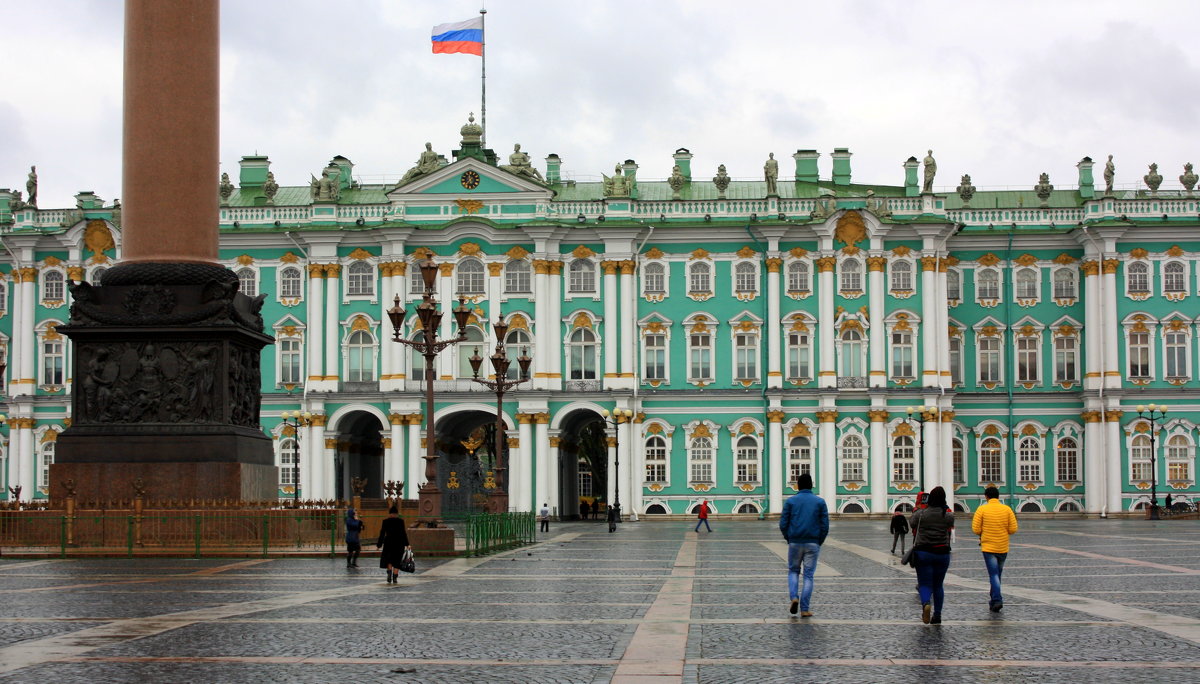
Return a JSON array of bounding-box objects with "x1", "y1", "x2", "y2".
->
[{"x1": 779, "y1": 473, "x2": 828, "y2": 617}]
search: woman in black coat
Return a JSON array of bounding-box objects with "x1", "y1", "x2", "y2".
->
[{"x1": 376, "y1": 506, "x2": 411, "y2": 583}]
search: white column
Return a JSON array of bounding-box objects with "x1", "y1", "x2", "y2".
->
[
  {"x1": 322, "y1": 429, "x2": 336, "y2": 501},
  {"x1": 766, "y1": 259, "x2": 783, "y2": 389},
  {"x1": 935, "y1": 261, "x2": 952, "y2": 389},
  {"x1": 868, "y1": 257, "x2": 886, "y2": 388},
  {"x1": 299, "y1": 423, "x2": 313, "y2": 500},
  {"x1": 602, "y1": 261, "x2": 618, "y2": 381},
  {"x1": 305, "y1": 265, "x2": 324, "y2": 388},
  {"x1": 1083, "y1": 263, "x2": 1100, "y2": 390},
  {"x1": 18, "y1": 275, "x2": 35, "y2": 394},
  {"x1": 1082, "y1": 411, "x2": 1104, "y2": 513},
  {"x1": 549, "y1": 261, "x2": 564, "y2": 383},
  {"x1": 920, "y1": 257, "x2": 937, "y2": 387},
  {"x1": 548, "y1": 433, "x2": 561, "y2": 518},
  {"x1": 487, "y1": 261, "x2": 502, "y2": 329},
  {"x1": 378, "y1": 264, "x2": 392, "y2": 383},
  {"x1": 387, "y1": 414, "x2": 405, "y2": 485},
  {"x1": 324, "y1": 265, "x2": 340, "y2": 382},
  {"x1": 768, "y1": 413, "x2": 785, "y2": 512},
  {"x1": 605, "y1": 432, "x2": 617, "y2": 507},
  {"x1": 1105, "y1": 411, "x2": 1124, "y2": 512},
  {"x1": 620, "y1": 260, "x2": 636, "y2": 382},
  {"x1": 817, "y1": 259, "x2": 835, "y2": 388},
  {"x1": 1102, "y1": 260, "x2": 1120, "y2": 390},
  {"x1": 392, "y1": 266, "x2": 406, "y2": 382},
  {"x1": 628, "y1": 421, "x2": 642, "y2": 520},
  {"x1": 818, "y1": 413, "x2": 836, "y2": 501},
  {"x1": 869, "y1": 413, "x2": 887, "y2": 514},
  {"x1": 922, "y1": 411, "x2": 940, "y2": 492},
  {"x1": 516, "y1": 415, "x2": 534, "y2": 511},
  {"x1": 939, "y1": 417, "x2": 954, "y2": 511},
  {"x1": 438, "y1": 263, "x2": 455, "y2": 380},
  {"x1": 17, "y1": 422, "x2": 34, "y2": 500},
  {"x1": 532, "y1": 260, "x2": 550, "y2": 389},
  {"x1": 309, "y1": 419, "x2": 326, "y2": 500},
  {"x1": 534, "y1": 415, "x2": 550, "y2": 512},
  {"x1": 407, "y1": 417, "x2": 422, "y2": 498},
  {"x1": 8, "y1": 274, "x2": 26, "y2": 396},
  {"x1": 616, "y1": 417, "x2": 632, "y2": 517}
]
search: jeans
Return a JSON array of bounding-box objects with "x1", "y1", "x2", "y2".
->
[
  {"x1": 982, "y1": 552, "x2": 1007, "y2": 604},
  {"x1": 787, "y1": 542, "x2": 821, "y2": 611},
  {"x1": 695, "y1": 518, "x2": 711, "y2": 532},
  {"x1": 540, "y1": 519, "x2": 549, "y2": 532},
  {"x1": 914, "y1": 550, "x2": 951, "y2": 615},
  {"x1": 891, "y1": 531, "x2": 906, "y2": 553}
]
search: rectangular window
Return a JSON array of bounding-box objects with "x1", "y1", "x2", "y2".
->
[
  {"x1": 644, "y1": 333, "x2": 666, "y2": 380},
  {"x1": 734, "y1": 333, "x2": 758, "y2": 381},
  {"x1": 979, "y1": 336, "x2": 1001, "y2": 384},
  {"x1": 953, "y1": 440, "x2": 965, "y2": 485},
  {"x1": 891, "y1": 330, "x2": 914, "y2": 379},
  {"x1": 280, "y1": 338, "x2": 302, "y2": 384},
  {"x1": 1128, "y1": 331, "x2": 1151, "y2": 379},
  {"x1": 1054, "y1": 336, "x2": 1078, "y2": 384},
  {"x1": 1017, "y1": 335, "x2": 1039, "y2": 383},
  {"x1": 787, "y1": 332, "x2": 811, "y2": 381},
  {"x1": 735, "y1": 444, "x2": 758, "y2": 483},
  {"x1": 1169, "y1": 460, "x2": 1191, "y2": 481},
  {"x1": 689, "y1": 333, "x2": 712, "y2": 381},
  {"x1": 980, "y1": 442, "x2": 1003, "y2": 482},
  {"x1": 578, "y1": 465, "x2": 593, "y2": 498},
  {"x1": 1166, "y1": 331, "x2": 1188, "y2": 379},
  {"x1": 42, "y1": 339, "x2": 63, "y2": 386},
  {"x1": 949, "y1": 337, "x2": 962, "y2": 386}
]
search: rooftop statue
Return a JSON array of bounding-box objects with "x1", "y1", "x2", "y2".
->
[
  {"x1": 666, "y1": 164, "x2": 685, "y2": 200},
  {"x1": 500, "y1": 143, "x2": 544, "y2": 182},
  {"x1": 764, "y1": 153, "x2": 778, "y2": 196},
  {"x1": 400, "y1": 142, "x2": 441, "y2": 185},
  {"x1": 1034, "y1": 172, "x2": 1054, "y2": 207},
  {"x1": 1103, "y1": 154, "x2": 1115, "y2": 195},
  {"x1": 1180, "y1": 163, "x2": 1197, "y2": 194},
  {"x1": 922, "y1": 150, "x2": 937, "y2": 193},
  {"x1": 263, "y1": 171, "x2": 279, "y2": 205},
  {"x1": 219, "y1": 172, "x2": 234, "y2": 205},
  {"x1": 1144, "y1": 163, "x2": 1163, "y2": 194},
  {"x1": 811, "y1": 190, "x2": 837, "y2": 219},
  {"x1": 712, "y1": 164, "x2": 730, "y2": 199},
  {"x1": 311, "y1": 165, "x2": 341, "y2": 203},
  {"x1": 603, "y1": 164, "x2": 630, "y2": 198},
  {"x1": 26, "y1": 166, "x2": 37, "y2": 208},
  {"x1": 865, "y1": 190, "x2": 891, "y2": 218},
  {"x1": 957, "y1": 174, "x2": 976, "y2": 207}
]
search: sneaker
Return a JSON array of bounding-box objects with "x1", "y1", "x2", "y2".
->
[
  {"x1": 930, "y1": 614, "x2": 942, "y2": 624},
  {"x1": 789, "y1": 599, "x2": 799, "y2": 615},
  {"x1": 800, "y1": 611, "x2": 813, "y2": 618},
  {"x1": 990, "y1": 601, "x2": 1003, "y2": 612},
  {"x1": 922, "y1": 602, "x2": 931, "y2": 624}
]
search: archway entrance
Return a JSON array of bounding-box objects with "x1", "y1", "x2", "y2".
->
[
  {"x1": 555, "y1": 409, "x2": 607, "y2": 519},
  {"x1": 335, "y1": 411, "x2": 385, "y2": 499},
  {"x1": 435, "y1": 409, "x2": 508, "y2": 515}
]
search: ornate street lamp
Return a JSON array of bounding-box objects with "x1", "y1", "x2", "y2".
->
[
  {"x1": 468, "y1": 319, "x2": 532, "y2": 513},
  {"x1": 279, "y1": 410, "x2": 315, "y2": 507},
  {"x1": 905, "y1": 405, "x2": 939, "y2": 494},
  {"x1": 1137, "y1": 403, "x2": 1168, "y2": 520},
  {"x1": 387, "y1": 258, "x2": 471, "y2": 523},
  {"x1": 600, "y1": 407, "x2": 635, "y2": 527}
]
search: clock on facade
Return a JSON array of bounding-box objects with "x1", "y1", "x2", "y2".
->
[{"x1": 460, "y1": 170, "x2": 481, "y2": 190}]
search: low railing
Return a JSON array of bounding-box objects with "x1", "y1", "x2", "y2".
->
[{"x1": 456, "y1": 512, "x2": 536, "y2": 557}]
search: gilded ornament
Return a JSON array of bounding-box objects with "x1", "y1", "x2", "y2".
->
[
  {"x1": 438, "y1": 262, "x2": 454, "y2": 277},
  {"x1": 690, "y1": 248, "x2": 710, "y2": 260},
  {"x1": 977, "y1": 253, "x2": 1000, "y2": 267},
  {"x1": 736, "y1": 245, "x2": 756, "y2": 259},
  {"x1": 572, "y1": 245, "x2": 596, "y2": 259},
  {"x1": 834, "y1": 210, "x2": 868, "y2": 247},
  {"x1": 572, "y1": 313, "x2": 593, "y2": 329},
  {"x1": 789, "y1": 247, "x2": 809, "y2": 258},
  {"x1": 645, "y1": 247, "x2": 665, "y2": 260},
  {"x1": 235, "y1": 254, "x2": 254, "y2": 266}
]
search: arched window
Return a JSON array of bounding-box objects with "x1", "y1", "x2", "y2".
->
[
  {"x1": 689, "y1": 436, "x2": 714, "y2": 483},
  {"x1": 567, "y1": 327, "x2": 597, "y2": 379},
  {"x1": 346, "y1": 329, "x2": 375, "y2": 382},
  {"x1": 953, "y1": 438, "x2": 965, "y2": 484},
  {"x1": 504, "y1": 328, "x2": 533, "y2": 379},
  {"x1": 1018, "y1": 436, "x2": 1042, "y2": 482},
  {"x1": 1127, "y1": 261, "x2": 1149, "y2": 293},
  {"x1": 645, "y1": 503, "x2": 667, "y2": 514},
  {"x1": 409, "y1": 330, "x2": 427, "y2": 380},
  {"x1": 410, "y1": 263, "x2": 429, "y2": 294},
  {"x1": 734, "y1": 262, "x2": 757, "y2": 293},
  {"x1": 737, "y1": 503, "x2": 759, "y2": 514},
  {"x1": 1058, "y1": 501, "x2": 1081, "y2": 512},
  {"x1": 840, "y1": 328, "x2": 864, "y2": 378},
  {"x1": 788, "y1": 436, "x2": 812, "y2": 487},
  {"x1": 978, "y1": 269, "x2": 1000, "y2": 299},
  {"x1": 237, "y1": 268, "x2": 257, "y2": 297},
  {"x1": 947, "y1": 270, "x2": 961, "y2": 302},
  {"x1": 644, "y1": 262, "x2": 666, "y2": 294},
  {"x1": 569, "y1": 259, "x2": 595, "y2": 293},
  {"x1": 842, "y1": 502, "x2": 865, "y2": 513},
  {"x1": 279, "y1": 266, "x2": 302, "y2": 299},
  {"x1": 689, "y1": 262, "x2": 711, "y2": 295},
  {"x1": 1167, "y1": 434, "x2": 1192, "y2": 481},
  {"x1": 787, "y1": 261, "x2": 810, "y2": 294},
  {"x1": 1131, "y1": 433, "x2": 1153, "y2": 481},
  {"x1": 90, "y1": 266, "x2": 108, "y2": 285},
  {"x1": 979, "y1": 436, "x2": 1003, "y2": 482},
  {"x1": 1164, "y1": 262, "x2": 1187, "y2": 293},
  {"x1": 839, "y1": 435, "x2": 865, "y2": 482},
  {"x1": 1019, "y1": 502, "x2": 1042, "y2": 513},
  {"x1": 735, "y1": 435, "x2": 759, "y2": 483},
  {"x1": 1015, "y1": 268, "x2": 1039, "y2": 299},
  {"x1": 456, "y1": 259, "x2": 485, "y2": 295},
  {"x1": 38, "y1": 439, "x2": 55, "y2": 488},
  {"x1": 1056, "y1": 437, "x2": 1079, "y2": 482},
  {"x1": 279, "y1": 438, "x2": 299, "y2": 487},
  {"x1": 457, "y1": 327, "x2": 486, "y2": 378},
  {"x1": 645, "y1": 435, "x2": 668, "y2": 483},
  {"x1": 840, "y1": 259, "x2": 862, "y2": 292},
  {"x1": 505, "y1": 260, "x2": 531, "y2": 294},
  {"x1": 892, "y1": 435, "x2": 916, "y2": 482},
  {"x1": 43, "y1": 271, "x2": 64, "y2": 302},
  {"x1": 1053, "y1": 268, "x2": 1076, "y2": 299},
  {"x1": 347, "y1": 261, "x2": 373, "y2": 296},
  {"x1": 891, "y1": 261, "x2": 913, "y2": 291}
]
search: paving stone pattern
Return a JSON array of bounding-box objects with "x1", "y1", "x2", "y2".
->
[{"x1": 2, "y1": 518, "x2": 1200, "y2": 682}]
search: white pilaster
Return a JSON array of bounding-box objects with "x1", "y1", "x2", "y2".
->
[
  {"x1": 532, "y1": 260, "x2": 550, "y2": 390},
  {"x1": 549, "y1": 261, "x2": 563, "y2": 384},
  {"x1": 387, "y1": 416, "x2": 404, "y2": 485},
  {"x1": 616, "y1": 418, "x2": 632, "y2": 517},
  {"x1": 1102, "y1": 261, "x2": 1120, "y2": 390},
  {"x1": 818, "y1": 261, "x2": 835, "y2": 388},
  {"x1": 321, "y1": 427, "x2": 336, "y2": 501},
  {"x1": 516, "y1": 415, "x2": 534, "y2": 511},
  {"x1": 619, "y1": 261, "x2": 636, "y2": 385},
  {"x1": 548, "y1": 432, "x2": 561, "y2": 518},
  {"x1": 534, "y1": 416, "x2": 550, "y2": 512},
  {"x1": 324, "y1": 265, "x2": 339, "y2": 383},
  {"x1": 407, "y1": 417, "x2": 422, "y2": 498},
  {"x1": 869, "y1": 414, "x2": 887, "y2": 514},
  {"x1": 768, "y1": 414, "x2": 785, "y2": 512},
  {"x1": 18, "y1": 277, "x2": 35, "y2": 394},
  {"x1": 1083, "y1": 411, "x2": 1104, "y2": 514},
  {"x1": 766, "y1": 259, "x2": 782, "y2": 389},
  {"x1": 1105, "y1": 411, "x2": 1124, "y2": 512},
  {"x1": 940, "y1": 417, "x2": 954, "y2": 511},
  {"x1": 309, "y1": 420, "x2": 326, "y2": 500},
  {"x1": 868, "y1": 257, "x2": 886, "y2": 387},
  {"x1": 306, "y1": 266, "x2": 324, "y2": 389},
  {"x1": 8, "y1": 274, "x2": 29, "y2": 396},
  {"x1": 438, "y1": 264, "x2": 455, "y2": 380},
  {"x1": 1083, "y1": 263, "x2": 1100, "y2": 390},
  {"x1": 920, "y1": 258, "x2": 937, "y2": 387},
  {"x1": 17, "y1": 422, "x2": 34, "y2": 500},
  {"x1": 602, "y1": 261, "x2": 618, "y2": 381},
  {"x1": 934, "y1": 261, "x2": 952, "y2": 389},
  {"x1": 818, "y1": 415, "x2": 836, "y2": 500}
]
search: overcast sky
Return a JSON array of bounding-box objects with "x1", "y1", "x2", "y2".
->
[{"x1": 3, "y1": 1, "x2": 1197, "y2": 208}]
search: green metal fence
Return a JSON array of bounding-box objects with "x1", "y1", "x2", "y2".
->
[{"x1": 458, "y1": 512, "x2": 536, "y2": 556}]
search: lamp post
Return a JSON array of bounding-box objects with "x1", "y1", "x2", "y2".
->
[
  {"x1": 905, "y1": 405, "x2": 939, "y2": 493},
  {"x1": 386, "y1": 258, "x2": 472, "y2": 523},
  {"x1": 1137, "y1": 403, "x2": 1168, "y2": 520},
  {"x1": 600, "y1": 408, "x2": 634, "y2": 525},
  {"x1": 468, "y1": 319, "x2": 532, "y2": 513},
  {"x1": 279, "y1": 410, "x2": 315, "y2": 507}
]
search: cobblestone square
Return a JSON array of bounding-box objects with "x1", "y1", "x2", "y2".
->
[{"x1": 3, "y1": 518, "x2": 1200, "y2": 682}]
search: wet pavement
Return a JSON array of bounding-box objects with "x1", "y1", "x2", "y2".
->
[{"x1": 2, "y1": 517, "x2": 1200, "y2": 682}]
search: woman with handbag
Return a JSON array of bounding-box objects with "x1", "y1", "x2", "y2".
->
[
  {"x1": 376, "y1": 505, "x2": 412, "y2": 584},
  {"x1": 909, "y1": 486, "x2": 954, "y2": 624}
]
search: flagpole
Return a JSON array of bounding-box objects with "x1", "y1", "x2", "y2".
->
[{"x1": 480, "y1": 6, "x2": 487, "y2": 148}]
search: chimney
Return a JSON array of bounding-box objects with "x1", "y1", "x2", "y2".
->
[
  {"x1": 329, "y1": 155, "x2": 354, "y2": 189},
  {"x1": 75, "y1": 191, "x2": 102, "y2": 209},
  {"x1": 1077, "y1": 156, "x2": 1095, "y2": 200},
  {"x1": 793, "y1": 150, "x2": 820, "y2": 183},
  {"x1": 672, "y1": 148, "x2": 692, "y2": 182},
  {"x1": 831, "y1": 148, "x2": 852, "y2": 186},
  {"x1": 238, "y1": 155, "x2": 270, "y2": 189},
  {"x1": 623, "y1": 159, "x2": 639, "y2": 198},
  {"x1": 903, "y1": 157, "x2": 920, "y2": 197},
  {"x1": 545, "y1": 154, "x2": 561, "y2": 184}
]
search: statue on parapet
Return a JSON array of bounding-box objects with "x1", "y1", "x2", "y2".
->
[
  {"x1": 922, "y1": 150, "x2": 937, "y2": 193},
  {"x1": 865, "y1": 190, "x2": 891, "y2": 218},
  {"x1": 311, "y1": 165, "x2": 341, "y2": 202},
  {"x1": 500, "y1": 144, "x2": 544, "y2": 182},
  {"x1": 399, "y1": 142, "x2": 441, "y2": 185},
  {"x1": 764, "y1": 153, "x2": 778, "y2": 196},
  {"x1": 219, "y1": 172, "x2": 234, "y2": 205},
  {"x1": 1103, "y1": 154, "x2": 1115, "y2": 195},
  {"x1": 604, "y1": 164, "x2": 631, "y2": 198},
  {"x1": 25, "y1": 166, "x2": 37, "y2": 208}
]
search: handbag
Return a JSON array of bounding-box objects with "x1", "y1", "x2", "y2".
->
[
  {"x1": 398, "y1": 548, "x2": 416, "y2": 574},
  {"x1": 901, "y1": 512, "x2": 920, "y2": 567}
]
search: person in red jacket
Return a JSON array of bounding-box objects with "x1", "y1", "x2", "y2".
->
[{"x1": 694, "y1": 499, "x2": 712, "y2": 533}]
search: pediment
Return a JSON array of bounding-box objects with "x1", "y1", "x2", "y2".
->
[{"x1": 387, "y1": 157, "x2": 553, "y2": 200}]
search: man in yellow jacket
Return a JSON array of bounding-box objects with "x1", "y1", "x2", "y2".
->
[{"x1": 971, "y1": 486, "x2": 1018, "y2": 612}]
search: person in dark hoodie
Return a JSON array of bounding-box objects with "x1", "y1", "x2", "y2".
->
[
  {"x1": 345, "y1": 507, "x2": 364, "y2": 567},
  {"x1": 778, "y1": 473, "x2": 829, "y2": 617},
  {"x1": 376, "y1": 505, "x2": 411, "y2": 583},
  {"x1": 890, "y1": 509, "x2": 910, "y2": 554}
]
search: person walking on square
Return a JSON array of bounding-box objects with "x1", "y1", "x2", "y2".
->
[
  {"x1": 539, "y1": 502, "x2": 551, "y2": 533},
  {"x1": 971, "y1": 485, "x2": 1017, "y2": 612},
  {"x1": 890, "y1": 509, "x2": 910, "y2": 554},
  {"x1": 779, "y1": 473, "x2": 828, "y2": 617},
  {"x1": 580, "y1": 500, "x2": 590, "y2": 521},
  {"x1": 345, "y1": 507, "x2": 364, "y2": 567},
  {"x1": 376, "y1": 505, "x2": 411, "y2": 584},
  {"x1": 911, "y1": 486, "x2": 955, "y2": 624},
  {"x1": 694, "y1": 499, "x2": 712, "y2": 533}
]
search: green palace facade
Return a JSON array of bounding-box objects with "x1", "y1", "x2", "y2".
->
[{"x1": 1, "y1": 118, "x2": 1197, "y2": 517}]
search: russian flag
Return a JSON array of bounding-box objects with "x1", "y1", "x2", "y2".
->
[{"x1": 431, "y1": 17, "x2": 483, "y2": 56}]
